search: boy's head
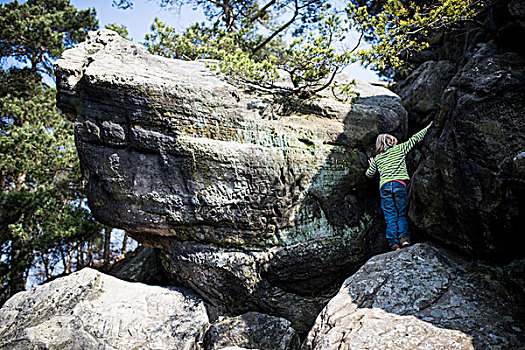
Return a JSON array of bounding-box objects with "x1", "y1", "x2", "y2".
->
[{"x1": 375, "y1": 134, "x2": 398, "y2": 154}]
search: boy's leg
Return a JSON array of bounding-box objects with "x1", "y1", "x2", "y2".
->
[
  {"x1": 380, "y1": 183, "x2": 399, "y2": 247},
  {"x1": 393, "y1": 182, "x2": 409, "y2": 239}
]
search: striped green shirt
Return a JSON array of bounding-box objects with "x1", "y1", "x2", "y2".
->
[{"x1": 366, "y1": 127, "x2": 428, "y2": 189}]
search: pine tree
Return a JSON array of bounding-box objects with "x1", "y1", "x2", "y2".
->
[{"x1": 0, "y1": 0, "x2": 100, "y2": 304}]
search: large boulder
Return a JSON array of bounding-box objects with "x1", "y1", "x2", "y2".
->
[
  {"x1": 55, "y1": 30, "x2": 408, "y2": 330},
  {"x1": 409, "y1": 42, "x2": 525, "y2": 261},
  {"x1": 304, "y1": 243, "x2": 525, "y2": 349},
  {"x1": 0, "y1": 268, "x2": 209, "y2": 349}
]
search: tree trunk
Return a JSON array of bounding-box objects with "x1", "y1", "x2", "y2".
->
[
  {"x1": 41, "y1": 251, "x2": 51, "y2": 280},
  {"x1": 77, "y1": 242, "x2": 85, "y2": 269},
  {"x1": 6, "y1": 236, "x2": 32, "y2": 301},
  {"x1": 103, "y1": 226, "x2": 112, "y2": 267},
  {"x1": 122, "y1": 232, "x2": 128, "y2": 254}
]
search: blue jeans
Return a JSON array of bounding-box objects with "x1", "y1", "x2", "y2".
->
[{"x1": 380, "y1": 181, "x2": 410, "y2": 246}]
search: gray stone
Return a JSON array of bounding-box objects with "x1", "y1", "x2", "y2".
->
[
  {"x1": 392, "y1": 60, "x2": 456, "y2": 126},
  {"x1": 303, "y1": 243, "x2": 525, "y2": 350},
  {"x1": 504, "y1": 259, "x2": 525, "y2": 296},
  {"x1": 54, "y1": 29, "x2": 408, "y2": 330},
  {"x1": 0, "y1": 268, "x2": 208, "y2": 350},
  {"x1": 197, "y1": 312, "x2": 300, "y2": 350},
  {"x1": 409, "y1": 42, "x2": 525, "y2": 261}
]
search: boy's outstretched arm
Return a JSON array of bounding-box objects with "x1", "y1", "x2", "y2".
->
[
  {"x1": 400, "y1": 122, "x2": 433, "y2": 154},
  {"x1": 366, "y1": 157, "x2": 377, "y2": 177}
]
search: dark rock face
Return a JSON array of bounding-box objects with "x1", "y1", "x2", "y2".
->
[
  {"x1": 409, "y1": 43, "x2": 525, "y2": 261},
  {"x1": 494, "y1": 0, "x2": 525, "y2": 55},
  {"x1": 55, "y1": 30, "x2": 408, "y2": 331},
  {"x1": 304, "y1": 243, "x2": 525, "y2": 350},
  {"x1": 107, "y1": 246, "x2": 175, "y2": 286},
  {"x1": 197, "y1": 312, "x2": 300, "y2": 350},
  {"x1": 392, "y1": 60, "x2": 456, "y2": 128}
]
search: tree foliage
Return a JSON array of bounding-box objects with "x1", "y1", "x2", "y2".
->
[
  {"x1": 216, "y1": 13, "x2": 355, "y2": 97},
  {"x1": 0, "y1": 0, "x2": 97, "y2": 78},
  {"x1": 117, "y1": 0, "x2": 326, "y2": 47},
  {"x1": 139, "y1": 0, "x2": 482, "y2": 96},
  {"x1": 105, "y1": 23, "x2": 130, "y2": 40},
  {"x1": 347, "y1": 0, "x2": 486, "y2": 78},
  {"x1": 143, "y1": 19, "x2": 235, "y2": 60},
  {"x1": 0, "y1": 0, "x2": 102, "y2": 304},
  {"x1": 122, "y1": 0, "x2": 354, "y2": 97},
  {"x1": 143, "y1": 10, "x2": 355, "y2": 97}
]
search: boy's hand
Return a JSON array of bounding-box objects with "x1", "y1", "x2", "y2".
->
[
  {"x1": 425, "y1": 121, "x2": 433, "y2": 129},
  {"x1": 368, "y1": 157, "x2": 374, "y2": 166}
]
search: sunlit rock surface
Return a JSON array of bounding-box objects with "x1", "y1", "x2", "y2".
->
[
  {"x1": 0, "y1": 268, "x2": 208, "y2": 350},
  {"x1": 55, "y1": 29, "x2": 409, "y2": 330},
  {"x1": 304, "y1": 243, "x2": 525, "y2": 349}
]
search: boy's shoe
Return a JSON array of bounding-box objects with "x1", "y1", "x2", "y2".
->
[
  {"x1": 399, "y1": 236, "x2": 411, "y2": 247},
  {"x1": 390, "y1": 243, "x2": 401, "y2": 251}
]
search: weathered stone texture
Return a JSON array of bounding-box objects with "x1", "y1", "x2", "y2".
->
[
  {"x1": 304, "y1": 243, "x2": 525, "y2": 350},
  {"x1": 55, "y1": 29, "x2": 409, "y2": 330},
  {"x1": 0, "y1": 268, "x2": 208, "y2": 349},
  {"x1": 107, "y1": 246, "x2": 175, "y2": 285},
  {"x1": 409, "y1": 43, "x2": 525, "y2": 261},
  {"x1": 392, "y1": 60, "x2": 456, "y2": 126}
]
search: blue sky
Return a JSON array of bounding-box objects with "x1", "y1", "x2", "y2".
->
[{"x1": 70, "y1": 0, "x2": 206, "y2": 41}]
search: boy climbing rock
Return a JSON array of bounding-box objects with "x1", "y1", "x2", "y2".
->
[{"x1": 366, "y1": 122, "x2": 432, "y2": 250}]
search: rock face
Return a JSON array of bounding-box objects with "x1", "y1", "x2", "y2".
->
[
  {"x1": 197, "y1": 312, "x2": 300, "y2": 350},
  {"x1": 0, "y1": 268, "x2": 208, "y2": 349},
  {"x1": 55, "y1": 29, "x2": 408, "y2": 330},
  {"x1": 386, "y1": 0, "x2": 525, "y2": 262},
  {"x1": 392, "y1": 60, "x2": 456, "y2": 127},
  {"x1": 408, "y1": 42, "x2": 525, "y2": 261},
  {"x1": 304, "y1": 243, "x2": 525, "y2": 350}
]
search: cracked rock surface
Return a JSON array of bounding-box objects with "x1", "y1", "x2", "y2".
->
[
  {"x1": 0, "y1": 268, "x2": 208, "y2": 350},
  {"x1": 303, "y1": 243, "x2": 525, "y2": 350}
]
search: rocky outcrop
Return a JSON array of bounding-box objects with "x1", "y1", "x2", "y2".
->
[
  {"x1": 0, "y1": 268, "x2": 208, "y2": 349},
  {"x1": 197, "y1": 312, "x2": 300, "y2": 350},
  {"x1": 3, "y1": 246, "x2": 522, "y2": 350},
  {"x1": 304, "y1": 243, "x2": 525, "y2": 350},
  {"x1": 408, "y1": 43, "x2": 525, "y2": 261},
  {"x1": 54, "y1": 29, "x2": 409, "y2": 330}
]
